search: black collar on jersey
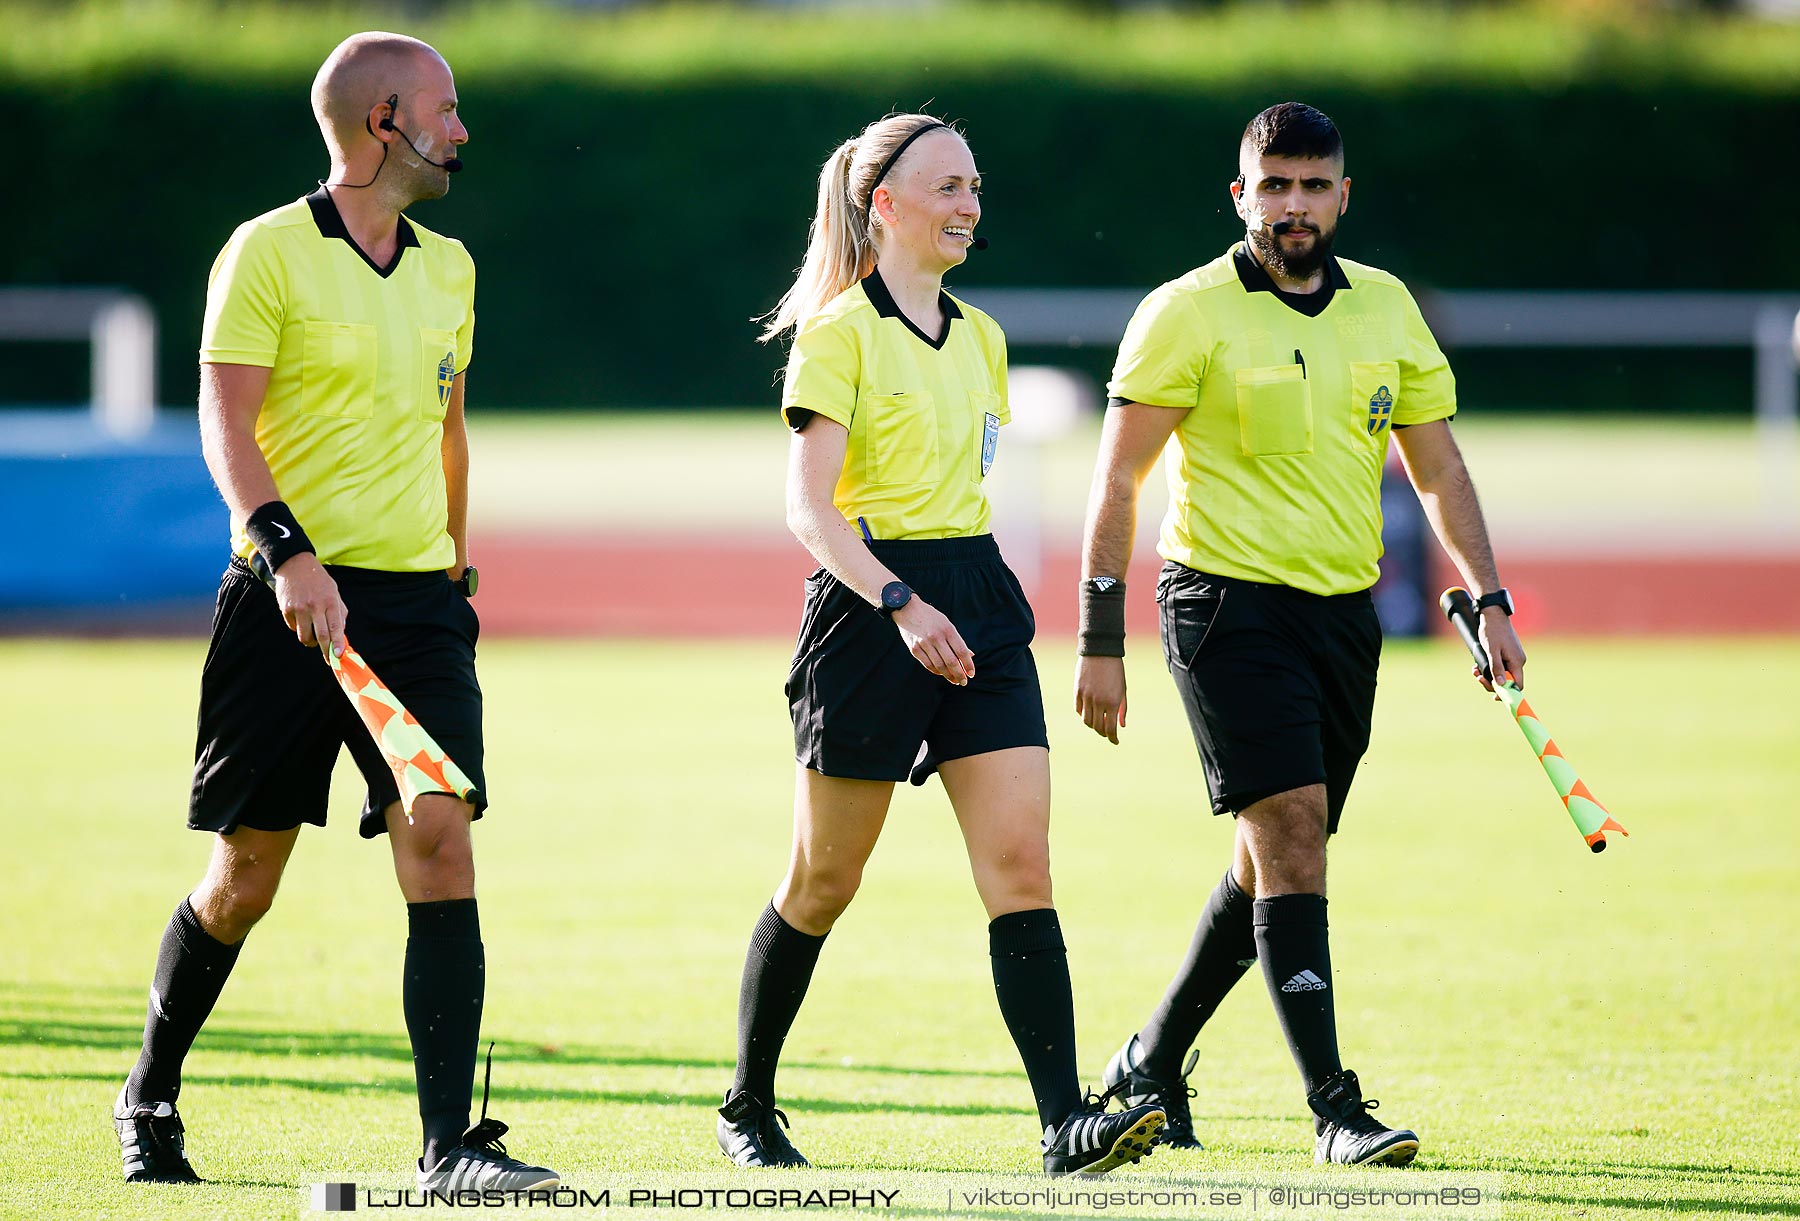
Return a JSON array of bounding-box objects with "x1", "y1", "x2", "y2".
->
[
  {"x1": 306, "y1": 187, "x2": 419, "y2": 279},
  {"x1": 1233, "y1": 241, "x2": 1350, "y2": 319},
  {"x1": 861, "y1": 268, "x2": 961, "y2": 351}
]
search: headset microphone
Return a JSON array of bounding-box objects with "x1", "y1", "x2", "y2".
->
[
  {"x1": 1270, "y1": 220, "x2": 1294, "y2": 236},
  {"x1": 337, "y1": 98, "x2": 462, "y2": 187},
  {"x1": 971, "y1": 236, "x2": 989, "y2": 251},
  {"x1": 391, "y1": 123, "x2": 463, "y2": 172},
  {"x1": 378, "y1": 95, "x2": 462, "y2": 172}
]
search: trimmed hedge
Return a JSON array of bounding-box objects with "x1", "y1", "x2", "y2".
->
[{"x1": 5, "y1": 2, "x2": 1796, "y2": 408}]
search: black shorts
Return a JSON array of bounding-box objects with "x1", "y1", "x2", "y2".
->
[
  {"x1": 188, "y1": 558, "x2": 486, "y2": 838},
  {"x1": 787, "y1": 535, "x2": 1049, "y2": 782},
  {"x1": 1158, "y1": 562, "x2": 1380, "y2": 832}
]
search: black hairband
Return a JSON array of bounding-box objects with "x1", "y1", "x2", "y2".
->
[{"x1": 867, "y1": 121, "x2": 951, "y2": 208}]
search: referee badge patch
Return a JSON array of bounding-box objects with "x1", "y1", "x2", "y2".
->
[
  {"x1": 982, "y1": 412, "x2": 1000, "y2": 477},
  {"x1": 437, "y1": 351, "x2": 456, "y2": 408},
  {"x1": 1367, "y1": 385, "x2": 1393, "y2": 435}
]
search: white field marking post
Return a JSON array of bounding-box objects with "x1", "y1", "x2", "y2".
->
[
  {"x1": 991, "y1": 366, "x2": 1090, "y2": 599},
  {"x1": 93, "y1": 295, "x2": 159, "y2": 440},
  {"x1": 0, "y1": 287, "x2": 158, "y2": 440},
  {"x1": 1755, "y1": 304, "x2": 1800, "y2": 517}
]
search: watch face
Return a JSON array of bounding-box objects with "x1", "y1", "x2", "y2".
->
[
  {"x1": 882, "y1": 582, "x2": 910, "y2": 611},
  {"x1": 462, "y1": 566, "x2": 479, "y2": 597}
]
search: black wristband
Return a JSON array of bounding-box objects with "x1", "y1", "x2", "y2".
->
[
  {"x1": 1077, "y1": 577, "x2": 1127, "y2": 657},
  {"x1": 244, "y1": 500, "x2": 316, "y2": 577}
]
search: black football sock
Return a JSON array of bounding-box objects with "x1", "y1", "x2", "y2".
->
[
  {"x1": 1135, "y1": 868, "x2": 1256, "y2": 1081},
  {"x1": 123, "y1": 897, "x2": 244, "y2": 1107},
  {"x1": 1253, "y1": 894, "x2": 1342, "y2": 1094},
  {"x1": 405, "y1": 898, "x2": 484, "y2": 1167},
  {"x1": 988, "y1": 908, "x2": 1084, "y2": 1131},
  {"x1": 732, "y1": 902, "x2": 827, "y2": 1106}
]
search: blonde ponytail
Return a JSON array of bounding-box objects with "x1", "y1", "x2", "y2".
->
[{"x1": 758, "y1": 113, "x2": 957, "y2": 343}]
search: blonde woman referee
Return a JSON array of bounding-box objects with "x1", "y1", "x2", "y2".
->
[{"x1": 715, "y1": 114, "x2": 1165, "y2": 1176}]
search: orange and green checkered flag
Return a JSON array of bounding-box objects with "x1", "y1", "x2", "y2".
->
[
  {"x1": 327, "y1": 641, "x2": 480, "y2": 820},
  {"x1": 1494, "y1": 680, "x2": 1626, "y2": 852},
  {"x1": 248, "y1": 553, "x2": 479, "y2": 821},
  {"x1": 1440, "y1": 587, "x2": 1628, "y2": 854}
]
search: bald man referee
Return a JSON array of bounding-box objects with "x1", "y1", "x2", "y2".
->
[{"x1": 112, "y1": 33, "x2": 557, "y2": 1191}]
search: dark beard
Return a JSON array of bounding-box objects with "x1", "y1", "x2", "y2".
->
[{"x1": 1250, "y1": 224, "x2": 1336, "y2": 282}]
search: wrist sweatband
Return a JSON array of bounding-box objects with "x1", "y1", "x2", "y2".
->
[
  {"x1": 1077, "y1": 577, "x2": 1127, "y2": 657},
  {"x1": 244, "y1": 500, "x2": 316, "y2": 576}
]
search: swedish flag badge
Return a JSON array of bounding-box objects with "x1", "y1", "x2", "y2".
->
[{"x1": 1367, "y1": 385, "x2": 1393, "y2": 435}]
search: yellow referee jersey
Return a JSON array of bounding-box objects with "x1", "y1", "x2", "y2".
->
[
  {"x1": 1109, "y1": 244, "x2": 1456, "y2": 596},
  {"x1": 781, "y1": 272, "x2": 1009, "y2": 540},
  {"x1": 200, "y1": 189, "x2": 475, "y2": 572}
]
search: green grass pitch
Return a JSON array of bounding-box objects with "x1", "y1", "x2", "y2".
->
[{"x1": 2, "y1": 635, "x2": 1796, "y2": 1218}]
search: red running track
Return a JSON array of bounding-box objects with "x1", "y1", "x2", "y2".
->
[{"x1": 471, "y1": 532, "x2": 1800, "y2": 636}]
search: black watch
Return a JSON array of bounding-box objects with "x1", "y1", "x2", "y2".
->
[
  {"x1": 454, "y1": 565, "x2": 479, "y2": 598},
  {"x1": 1474, "y1": 588, "x2": 1514, "y2": 616},
  {"x1": 877, "y1": 580, "x2": 913, "y2": 618}
]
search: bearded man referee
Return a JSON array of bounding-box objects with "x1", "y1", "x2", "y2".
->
[
  {"x1": 112, "y1": 32, "x2": 556, "y2": 1191},
  {"x1": 1074, "y1": 102, "x2": 1527, "y2": 1166}
]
